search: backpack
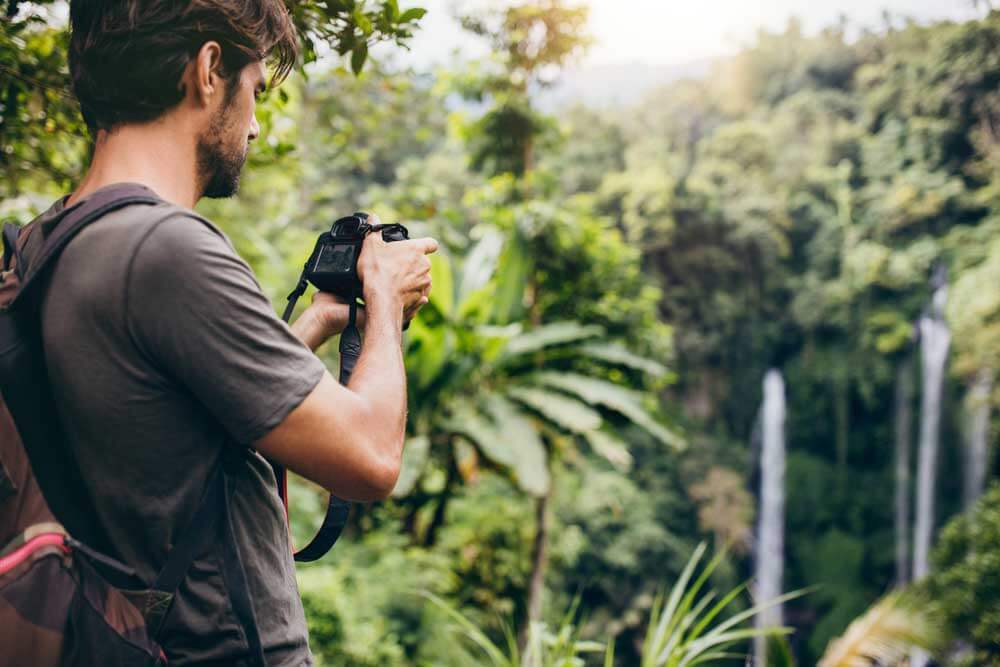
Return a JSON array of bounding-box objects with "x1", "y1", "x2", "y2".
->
[{"x1": 0, "y1": 185, "x2": 266, "y2": 666}]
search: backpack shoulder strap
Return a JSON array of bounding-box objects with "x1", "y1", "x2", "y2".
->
[
  {"x1": 2, "y1": 223, "x2": 18, "y2": 272},
  {"x1": 11, "y1": 185, "x2": 161, "y2": 309}
]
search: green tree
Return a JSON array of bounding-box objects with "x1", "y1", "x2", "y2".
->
[
  {"x1": 923, "y1": 482, "x2": 1000, "y2": 666},
  {"x1": 456, "y1": 0, "x2": 590, "y2": 176},
  {"x1": 0, "y1": 0, "x2": 427, "y2": 197}
]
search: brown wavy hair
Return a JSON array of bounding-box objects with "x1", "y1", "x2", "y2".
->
[{"x1": 69, "y1": 0, "x2": 298, "y2": 132}]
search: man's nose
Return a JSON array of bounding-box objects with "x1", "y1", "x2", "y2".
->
[{"x1": 249, "y1": 114, "x2": 260, "y2": 142}]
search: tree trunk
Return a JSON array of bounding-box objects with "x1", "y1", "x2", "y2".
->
[
  {"x1": 423, "y1": 458, "x2": 457, "y2": 547},
  {"x1": 834, "y1": 372, "x2": 850, "y2": 474},
  {"x1": 894, "y1": 355, "x2": 914, "y2": 587},
  {"x1": 520, "y1": 491, "x2": 550, "y2": 650}
]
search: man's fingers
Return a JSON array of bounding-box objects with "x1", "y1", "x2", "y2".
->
[
  {"x1": 407, "y1": 237, "x2": 438, "y2": 255},
  {"x1": 405, "y1": 295, "x2": 430, "y2": 318}
]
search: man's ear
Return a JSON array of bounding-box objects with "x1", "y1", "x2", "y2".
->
[{"x1": 188, "y1": 40, "x2": 225, "y2": 108}]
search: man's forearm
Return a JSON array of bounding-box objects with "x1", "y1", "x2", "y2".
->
[
  {"x1": 343, "y1": 295, "x2": 407, "y2": 469},
  {"x1": 289, "y1": 295, "x2": 406, "y2": 455},
  {"x1": 290, "y1": 307, "x2": 329, "y2": 351}
]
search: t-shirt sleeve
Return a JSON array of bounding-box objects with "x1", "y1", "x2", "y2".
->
[{"x1": 126, "y1": 214, "x2": 327, "y2": 445}]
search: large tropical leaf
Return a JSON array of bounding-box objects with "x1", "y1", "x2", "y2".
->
[
  {"x1": 501, "y1": 321, "x2": 604, "y2": 360},
  {"x1": 506, "y1": 386, "x2": 603, "y2": 433},
  {"x1": 391, "y1": 435, "x2": 430, "y2": 497},
  {"x1": 535, "y1": 372, "x2": 684, "y2": 449},
  {"x1": 444, "y1": 404, "x2": 515, "y2": 467},
  {"x1": 483, "y1": 394, "x2": 550, "y2": 496},
  {"x1": 458, "y1": 227, "x2": 504, "y2": 305},
  {"x1": 490, "y1": 230, "x2": 530, "y2": 324},
  {"x1": 406, "y1": 318, "x2": 451, "y2": 390},
  {"x1": 579, "y1": 342, "x2": 670, "y2": 378},
  {"x1": 583, "y1": 429, "x2": 633, "y2": 470},
  {"x1": 817, "y1": 591, "x2": 938, "y2": 667},
  {"x1": 428, "y1": 251, "x2": 455, "y2": 318}
]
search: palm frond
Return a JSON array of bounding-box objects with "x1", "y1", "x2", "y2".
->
[
  {"x1": 482, "y1": 394, "x2": 550, "y2": 496},
  {"x1": 578, "y1": 341, "x2": 670, "y2": 378},
  {"x1": 506, "y1": 386, "x2": 603, "y2": 433},
  {"x1": 501, "y1": 321, "x2": 604, "y2": 359},
  {"x1": 535, "y1": 372, "x2": 684, "y2": 449},
  {"x1": 817, "y1": 591, "x2": 939, "y2": 667}
]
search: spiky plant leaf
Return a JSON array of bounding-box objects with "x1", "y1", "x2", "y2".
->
[
  {"x1": 422, "y1": 592, "x2": 606, "y2": 667},
  {"x1": 766, "y1": 634, "x2": 797, "y2": 667},
  {"x1": 536, "y1": 372, "x2": 684, "y2": 449},
  {"x1": 421, "y1": 592, "x2": 512, "y2": 667},
  {"x1": 817, "y1": 591, "x2": 938, "y2": 667},
  {"x1": 391, "y1": 435, "x2": 430, "y2": 497},
  {"x1": 641, "y1": 542, "x2": 805, "y2": 667},
  {"x1": 506, "y1": 386, "x2": 603, "y2": 433},
  {"x1": 643, "y1": 542, "x2": 708, "y2": 665}
]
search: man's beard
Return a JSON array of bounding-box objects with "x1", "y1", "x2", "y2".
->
[{"x1": 196, "y1": 104, "x2": 248, "y2": 199}]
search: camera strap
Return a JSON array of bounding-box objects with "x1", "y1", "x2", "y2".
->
[
  {"x1": 273, "y1": 276, "x2": 352, "y2": 562},
  {"x1": 338, "y1": 290, "x2": 363, "y2": 383}
]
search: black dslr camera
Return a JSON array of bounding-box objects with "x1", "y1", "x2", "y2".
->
[
  {"x1": 274, "y1": 212, "x2": 412, "y2": 563},
  {"x1": 302, "y1": 212, "x2": 409, "y2": 300}
]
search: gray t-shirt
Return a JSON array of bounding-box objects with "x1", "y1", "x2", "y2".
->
[{"x1": 35, "y1": 183, "x2": 325, "y2": 665}]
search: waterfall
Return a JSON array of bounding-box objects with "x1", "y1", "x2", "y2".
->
[
  {"x1": 964, "y1": 369, "x2": 994, "y2": 509},
  {"x1": 754, "y1": 369, "x2": 786, "y2": 665},
  {"x1": 894, "y1": 356, "x2": 914, "y2": 586},
  {"x1": 912, "y1": 277, "x2": 950, "y2": 581},
  {"x1": 911, "y1": 273, "x2": 950, "y2": 667}
]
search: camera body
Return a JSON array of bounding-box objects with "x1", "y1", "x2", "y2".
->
[{"x1": 303, "y1": 212, "x2": 409, "y2": 300}]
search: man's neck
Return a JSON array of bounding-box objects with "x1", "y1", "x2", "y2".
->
[{"x1": 69, "y1": 119, "x2": 201, "y2": 209}]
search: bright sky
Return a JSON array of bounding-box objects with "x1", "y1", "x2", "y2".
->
[{"x1": 398, "y1": 0, "x2": 983, "y2": 68}]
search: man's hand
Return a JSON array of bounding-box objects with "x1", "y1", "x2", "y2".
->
[
  {"x1": 357, "y1": 215, "x2": 437, "y2": 320},
  {"x1": 290, "y1": 215, "x2": 437, "y2": 351}
]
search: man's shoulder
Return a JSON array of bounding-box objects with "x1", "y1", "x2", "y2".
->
[{"x1": 105, "y1": 200, "x2": 230, "y2": 252}]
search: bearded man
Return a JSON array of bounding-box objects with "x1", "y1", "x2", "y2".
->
[{"x1": 22, "y1": 1, "x2": 436, "y2": 664}]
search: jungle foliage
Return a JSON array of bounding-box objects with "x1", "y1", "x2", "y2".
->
[{"x1": 2, "y1": 2, "x2": 998, "y2": 665}]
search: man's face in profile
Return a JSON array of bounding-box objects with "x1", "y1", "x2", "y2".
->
[{"x1": 197, "y1": 61, "x2": 266, "y2": 199}]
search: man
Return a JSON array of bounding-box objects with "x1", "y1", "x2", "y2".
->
[{"x1": 30, "y1": 1, "x2": 436, "y2": 664}]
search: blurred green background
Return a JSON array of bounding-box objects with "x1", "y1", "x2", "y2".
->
[{"x1": 2, "y1": 1, "x2": 998, "y2": 665}]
